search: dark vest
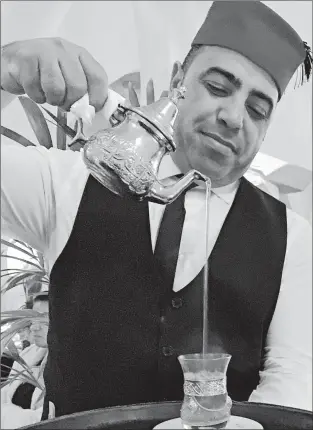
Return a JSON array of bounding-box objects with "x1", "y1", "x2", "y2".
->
[{"x1": 44, "y1": 175, "x2": 287, "y2": 417}]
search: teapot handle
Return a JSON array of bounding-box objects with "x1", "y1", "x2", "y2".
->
[{"x1": 109, "y1": 103, "x2": 133, "y2": 127}]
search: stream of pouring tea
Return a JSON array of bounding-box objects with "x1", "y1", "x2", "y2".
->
[{"x1": 202, "y1": 179, "x2": 212, "y2": 355}]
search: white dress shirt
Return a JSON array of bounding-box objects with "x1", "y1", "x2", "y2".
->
[{"x1": 1, "y1": 92, "x2": 312, "y2": 411}]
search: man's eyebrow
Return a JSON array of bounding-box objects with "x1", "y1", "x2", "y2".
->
[
  {"x1": 200, "y1": 67, "x2": 242, "y2": 88},
  {"x1": 200, "y1": 66, "x2": 275, "y2": 111}
]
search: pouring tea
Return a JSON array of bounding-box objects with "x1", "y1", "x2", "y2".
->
[{"x1": 82, "y1": 87, "x2": 208, "y2": 204}]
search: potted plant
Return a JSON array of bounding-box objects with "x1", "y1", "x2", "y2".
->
[{"x1": 1, "y1": 97, "x2": 78, "y2": 392}]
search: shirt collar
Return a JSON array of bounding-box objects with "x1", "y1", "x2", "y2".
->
[{"x1": 158, "y1": 155, "x2": 239, "y2": 205}]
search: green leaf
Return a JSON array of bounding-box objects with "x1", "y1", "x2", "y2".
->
[
  {"x1": 1, "y1": 269, "x2": 25, "y2": 275},
  {"x1": 6, "y1": 339, "x2": 21, "y2": 360},
  {"x1": 1, "y1": 318, "x2": 32, "y2": 351},
  {"x1": 1, "y1": 273, "x2": 47, "y2": 296},
  {"x1": 1, "y1": 367, "x2": 43, "y2": 390},
  {"x1": 1, "y1": 363, "x2": 17, "y2": 372},
  {"x1": 7, "y1": 351, "x2": 44, "y2": 390},
  {"x1": 1, "y1": 272, "x2": 22, "y2": 279},
  {"x1": 1, "y1": 125, "x2": 36, "y2": 147},
  {"x1": 1, "y1": 272, "x2": 38, "y2": 295},
  {"x1": 1, "y1": 313, "x2": 48, "y2": 352},
  {"x1": 1, "y1": 309, "x2": 48, "y2": 322},
  {"x1": 19, "y1": 96, "x2": 53, "y2": 149},
  {"x1": 37, "y1": 251, "x2": 45, "y2": 267},
  {"x1": 1, "y1": 239, "x2": 38, "y2": 260},
  {"x1": 1, "y1": 268, "x2": 42, "y2": 276},
  {"x1": 12, "y1": 240, "x2": 36, "y2": 254},
  {"x1": 36, "y1": 386, "x2": 46, "y2": 403},
  {"x1": 42, "y1": 107, "x2": 77, "y2": 139},
  {"x1": 1, "y1": 368, "x2": 31, "y2": 389},
  {"x1": 74, "y1": 119, "x2": 79, "y2": 133},
  {"x1": 2, "y1": 255, "x2": 44, "y2": 271},
  {"x1": 56, "y1": 108, "x2": 67, "y2": 150}
]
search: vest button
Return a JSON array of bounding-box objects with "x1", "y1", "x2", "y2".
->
[
  {"x1": 162, "y1": 346, "x2": 174, "y2": 356},
  {"x1": 171, "y1": 297, "x2": 183, "y2": 309}
]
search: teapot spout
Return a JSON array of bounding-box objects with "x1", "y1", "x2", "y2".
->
[{"x1": 146, "y1": 170, "x2": 209, "y2": 205}]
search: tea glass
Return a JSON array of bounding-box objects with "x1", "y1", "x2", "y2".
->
[{"x1": 178, "y1": 353, "x2": 232, "y2": 429}]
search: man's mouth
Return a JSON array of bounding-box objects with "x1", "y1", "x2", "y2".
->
[{"x1": 200, "y1": 131, "x2": 237, "y2": 154}]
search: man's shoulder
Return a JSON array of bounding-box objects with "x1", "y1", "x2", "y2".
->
[
  {"x1": 2, "y1": 142, "x2": 83, "y2": 168},
  {"x1": 27, "y1": 146, "x2": 88, "y2": 181},
  {"x1": 36, "y1": 146, "x2": 83, "y2": 163},
  {"x1": 242, "y1": 176, "x2": 286, "y2": 209},
  {"x1": 243, "y1": 177, "x2": 312, "y2": 230}
]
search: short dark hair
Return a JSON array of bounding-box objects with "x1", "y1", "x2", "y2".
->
[{"x1": 182, "y1": 44, "x2": 204, "y2": 72}]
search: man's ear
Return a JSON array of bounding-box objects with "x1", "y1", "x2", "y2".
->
[{"x1": 170, "y1": 61, "x2": 185, "y2": 91}]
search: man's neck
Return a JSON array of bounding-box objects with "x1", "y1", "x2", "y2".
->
[{"x1": 158, "y1": 154, "x2": 239, "y2": 192}]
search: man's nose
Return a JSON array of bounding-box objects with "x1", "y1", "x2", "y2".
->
[{"x1": 217, "y1": 99, "x2": 244, "y2": 130}]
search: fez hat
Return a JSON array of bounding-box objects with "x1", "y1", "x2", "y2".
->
[{"x1": 192, "y1": 1, "x2": 312, "y2": 98}]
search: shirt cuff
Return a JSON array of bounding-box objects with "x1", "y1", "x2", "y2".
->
[{"x1": 83, "y1": 89, "x2": 126, "y2": 137}]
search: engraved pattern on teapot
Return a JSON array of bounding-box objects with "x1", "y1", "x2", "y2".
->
[
  {"x1": 86, "y1": 129, "x2": 156, "y2": 195},
  {"x1": 83, "y1": 86, "x2": 209, "y2": 204}
]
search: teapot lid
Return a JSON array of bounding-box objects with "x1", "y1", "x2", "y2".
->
[{"x1": 125, "y1": 86, "x2": 186, "y2": 151}]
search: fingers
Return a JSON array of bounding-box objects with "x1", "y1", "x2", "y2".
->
[
  {"x1": 128, "y1": 82, "x2": 140, "y2": 107},
  {"x1": 39, "y1": 57, "x2": 66, "y2": 106},
  {"x1": 1, "y1": 54, "x2": 25, "y2": 94},
  {"x1": 58, "y1": 57, "x2": 88, "y2": 111},
  {"x1": 1, "y1": 38, "x2": 110, "y2": 113},
  {"x1": 79, "y1": 49, "x2": 108, "y2": 112},
  {"x1": 146, "y1": 79, "x2": 155, "y2": 105},
  {"x1": 19, "y1": 57, "x2": 46, "y2": 104}
]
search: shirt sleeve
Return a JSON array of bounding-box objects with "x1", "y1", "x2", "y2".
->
[
  {"x1": 1, "y1": 142, "x2": 84, "y2": 253},
  {"x1": 249, "y1": 210, "x2": 312, "y2": 411},
  {"x1": 1, "y1": 403, "x2": 43, "y2": 429},
  {"x1": 80, "y1": 89, "x2": 126, "y2": 137},
  {"x1": 1, "y1": 91, "x2": 124, "y2": 255},
  {"x1": 1, "y1": 143, "x2": 56, "y2": 252}
]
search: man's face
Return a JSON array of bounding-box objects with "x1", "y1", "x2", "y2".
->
[
  {"x1": 30, "y1": 300, "x2": 49, "y2": 348},
  {"x1": 171, "y1": 46, "x2": 279, "y2": 187}
]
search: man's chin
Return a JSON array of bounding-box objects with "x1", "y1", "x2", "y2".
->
[{"x1": 193, "y1": 162, "x2": 230, "y2": 181}]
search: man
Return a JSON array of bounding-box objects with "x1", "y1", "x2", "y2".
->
[
  {"x1": 1, "y1": 1, "x2": 312, "y2": 419},
  {"x1": 1, "y1": 293, "x2": 51, "y2": 428},
  {"x1": 29, "y1": 292, "x2": 49, "y2": 349}
]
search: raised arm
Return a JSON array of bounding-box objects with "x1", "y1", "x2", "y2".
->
[{"x1": 1, "y1": 37, "x2": 110, "y2": 251}]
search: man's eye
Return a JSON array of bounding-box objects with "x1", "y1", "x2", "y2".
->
[
  {"x1": 204, "y1": 82, "x2": 229, "y2": 96},
  {"x1": 247, "y1": 105, "x2": 268, "y2": 120}
]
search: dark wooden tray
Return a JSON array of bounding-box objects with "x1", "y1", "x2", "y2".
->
[{"x1": 20, "y1": 400, "x2": 313, "y2": 430}]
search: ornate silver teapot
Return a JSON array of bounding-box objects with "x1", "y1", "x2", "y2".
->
[{"x1": 83, "y1": 87, "x2": 207, "y2": 204}]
